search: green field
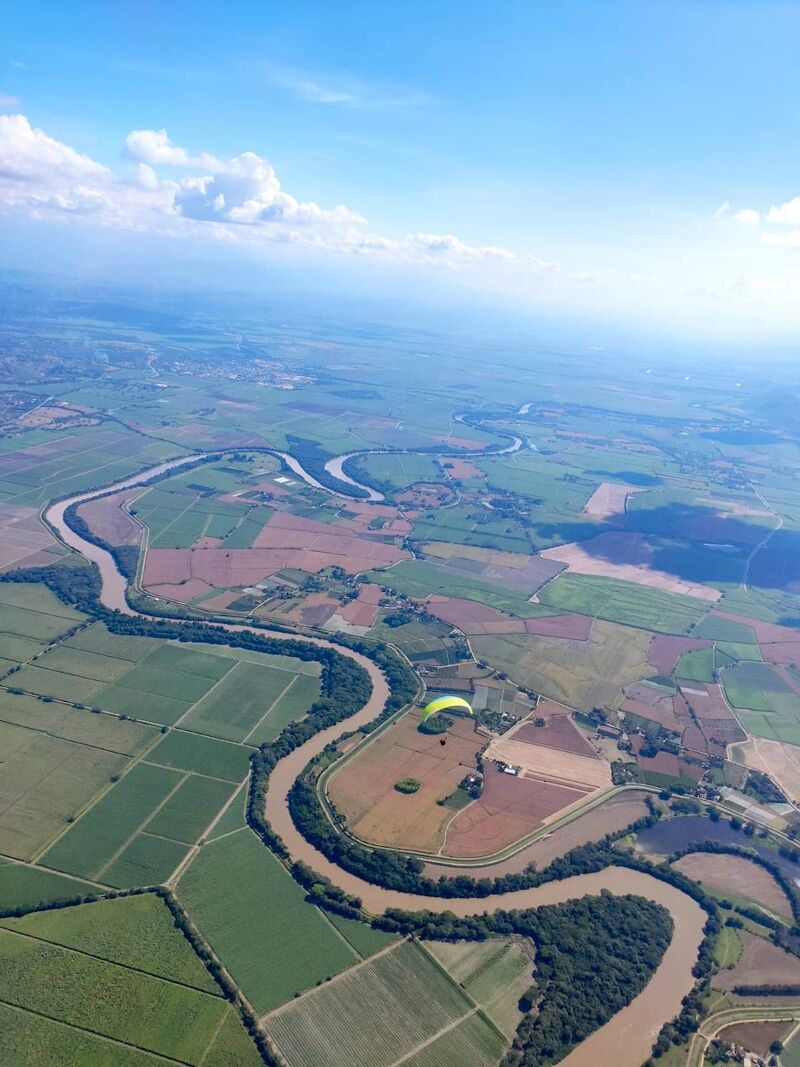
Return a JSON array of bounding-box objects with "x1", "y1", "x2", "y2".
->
[
  {"x1": 176, "y1": 829, "x2": 357, "y2": 1012},
  {"x1": 148, "y1": 729, "x2": 252, "y2": 781},
  {"x1": 674, "y1": 647, "x2": 716, "y2": 683},
  {"x1": 0, "y1": 582, "x2": 85, "y2": 620},
  {"x1": 0, "y1": 863, "x2": 98, "y2": 914},
  {"x1": 722, "y1": 661, "x2": 797, "y2": 713},
  {"x1": 0, "y1": 691, "x2": 156, "y2": 754},
  {"x1": 737, "y1": 711, "x2": 800, "y2": 745},
  {"x1": 0, "y1": 893, "x2": 260, "y2": 1065},
  {"x1": 265, "y1": 939, "x2": 496, "y2": 1067},
  {"x1": 424, "y1": 938, "x2": 533, "y2": 1037},
  {"x1": 692, "y1": 614, "x2": 756, "y2": 642},
  {"x1": 324, "y1": 910, "x2": 398, "y2": 959},
  {"x1": 400, "y1": 1012, "x2": 507, "y2": 1067},
  {"x1": 368, "y1": 559, "x2": 551, "y2": 617},
  {"x1": 713, "y1": 925, "x2": 742, "y2": 968},
  {"x1": 40, "y1": 761, "x2": 187, "y2": 882},
  {"x1": 179, "y1": 659, "x2": 306, "y2": 742},
  {"x1": 351, "y1": 451, "x2": 442, "y2": 491},
  {"x1": 0, "y1": 721, "x2": 129, "y2": 860},
  {"x1": 63, "y1": 623, "x2": 162, "y2": 661},
  {"x1": 145, "y1": 774, "x2": 236, "y2": 844},
  {"x1": 537, "y1": 572, "x2": 709, "y2": 634}
]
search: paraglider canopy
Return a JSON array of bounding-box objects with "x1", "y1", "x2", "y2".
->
[{"x1": 421, "y1": 695, "x2": 473, "y2": 723}]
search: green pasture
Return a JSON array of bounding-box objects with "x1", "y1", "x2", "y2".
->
[
  {"x1": 0, "y1": 863, "x2": 97, "y2": 914},
  {"x1": 31, "y1": 644, "x2": 136, "y2": 683},
  {"x1": 722, "y1": 661, "x2": 796, "y2": 713},
  {"x1": 265, "y1": 940, "x2": 476, "y2": 1067},
  {"x1": 102, "y1": 833, "x2": 190, "y2": 889},
  {"x1": 41, "y1": 761, "x2": 185, "y2": 881},
  {"x1": 180, "y1": 660, "x2": 302, "y2": 742},
  {"x1": 0, "y1": 923, "x2": 227, "y2": 1063},
  {"x1": 692, "y1": 614, "x2": 756, "y2": 642},
  {"x1": 350, "y1": 451, "x2": 441, "y2": 491},
  {"x1": 145, "y1": 774, "x2": 236, "y2": 844},
  {"x1": 244, "y1": 671, "x2": 320, "y2": 744},
  {"x1": 537, "y1": 572, "x2": 709, "y2": 634},
  {"x1": 0, "y1": 893, "x2": 217, "y2": 992},
  {"x1": 148, "y1": 729, "x2": 252, "y2": 781},
  {"x1": 674, "y1": 647, "x2": 715, "y2": 683},
  {"x1": 64, "y1": 623, "x2": 162, "y2": 661},
  {"x1": 176, "y1": 830, "x2": 357, "y2": 1012},
  {"x1": 0, "y1": 603, "x2": 83, "y2": 642},
  {"x1": 0, "y1": 722, "x2": 129, "y2": 860},
  {"x1": 367, "y1": 559, "x2": 551, "y2": 617}
]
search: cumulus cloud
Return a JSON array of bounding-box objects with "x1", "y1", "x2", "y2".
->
[
  {"x1": 735, "y1": 207, "x2": 760, "y2": 225},
  {"x1": 766, "y1": 196, "x2": 800, "y2": 226},
  {"x1": 0, "y1": 113, "x2": 553, "y2": 280},
  {"x1": 124, "y1": 127, "x2": 221, "y2": 170}
]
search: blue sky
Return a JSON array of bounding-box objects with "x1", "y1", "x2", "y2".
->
[{"x1": 2, "y1": 1, "x2": 800, "y2": 338}]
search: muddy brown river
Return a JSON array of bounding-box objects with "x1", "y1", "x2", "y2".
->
[{"x1": 45, "y1": 462, "x2": 706, "y2": 1067}]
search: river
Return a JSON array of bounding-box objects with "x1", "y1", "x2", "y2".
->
[{"x1": 43, "y1": 457, "x2": 706, "y2": 1067}]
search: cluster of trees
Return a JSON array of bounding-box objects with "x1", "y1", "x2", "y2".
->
[
  {"x1": 379, "y1": 895, "x2": 672, "y2": 1067},
  {"x1": 732, "y1": 982, "x2": 800, "y2": 995},
  {"x1": 0, "y1": 561, "x2": 102, "y2": 615}
]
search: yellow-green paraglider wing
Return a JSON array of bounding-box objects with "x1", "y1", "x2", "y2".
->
[{"x1": 421, "y1": 695, "x2": 473, "y2": 723}]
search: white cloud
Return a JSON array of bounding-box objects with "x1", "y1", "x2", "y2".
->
[
  {"x1": 124, "y1": 128, "x2": 221, "y2": 170},
  {"x1": 734, "y1": 207, "x2": 760, "y2": 225},
  {"x1": 766, "y1": 196, "x2": 800, "y2": 226},
  {"x1": 267, "y1": 66, "x2": 428, "y2": 110},
  {"x1": 714, "y1": 201, "x2": 731, "y2": 219},
  {"x1": 0, "y1": 114, "x2": 532, "y2": 275}
]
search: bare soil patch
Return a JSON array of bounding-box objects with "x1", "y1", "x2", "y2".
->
[
  {"x1": 583, "y1": 482, "x2": 644, "y2": 520},
  {"x1": 716, "y1": 931, "x2": 800, "y2": 991},
  {"x1": 486, "y1": 735, "x2": 611, "y2": 790},
  {"x1": 444, "y1": 457, "x2": 484, "y2": 479},
  {"x1": 443, "y1": 763, "x2": 591, "y2": 857},
  {"x1": 514, "y1": 716, "x2": 598, "y2": 758},
  {"x1": 738, "y1": 737, "x2": 800, "y2": 803},
  {"x1": 717, "y1": 1021, "x2": 791, "y2": 1056},
  {"x1": 327, "y1": 711, "x2": 483, "y2": 853},
  {"x1": 76, "y1": 487, "x2": 143, "y2": 547},
  {"x1": 673, "y1": 853, "x2": 791, "y2": 918},
  {"x1": 541, "y1": 531, "x2": 721, "y2": 601}
]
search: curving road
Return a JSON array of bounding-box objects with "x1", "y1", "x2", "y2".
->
[{"x1": 43, "y1": 459, "x2": 707, "y2": 1067}]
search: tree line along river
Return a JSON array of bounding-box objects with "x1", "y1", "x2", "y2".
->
[{"x1": 43, "y1": 452, "x2": 706, "y2": 1067}]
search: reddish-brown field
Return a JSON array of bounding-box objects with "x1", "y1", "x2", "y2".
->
[
  {"x1": 673, "y1": 853, "x2": 791, "y2": 918},
  {"x1": 514, "y1": 716, "x2": 597, "y2": 757},
  {"x1": 716, "y1": 932, "x2": 800, "y2": 991},
  {"x1": 683, "y1": 683, "x2": 738, "y2": 721},
  {"x1": 425, "y1": 790, "x2": 651, "y2": 879},
  {"x1": 425, "y1": 596, "x2": 591, "y2": 639},
  {"x1": 647, "y1": 635, "x2": 712, "y2": 675},
  {"x1": 443, "y1": 762, "x2": 590, "y2": 857},
  {"x1": 327, "y1": 711, "x2": 483, "y2": 853},
  {"x1": 444, "y1": 457, "x2": 484, "y2": 479},
  {"x1": 143, "y1": 511, "x2": 409, "y2": 597}
]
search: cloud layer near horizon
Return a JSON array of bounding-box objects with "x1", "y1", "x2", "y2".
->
[{"x1": 0, "y1": 114, "x2": 548, "y2": 275}]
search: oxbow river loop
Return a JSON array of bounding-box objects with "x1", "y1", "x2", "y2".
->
[{"x1": 44, "y1": 454, "x2": 706, "y2": 1067}]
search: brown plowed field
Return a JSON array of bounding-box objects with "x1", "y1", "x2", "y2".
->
[
  {"x1": 443, "y1": 763, "x2": 591, "y2": 857},
  {"x1": 76, "y1": 487, "x2": 143, "y2": 547},
  {"x1": 717, "y1": 1022, "x2": 791, "y2": 1057},
  {"x1": 622, "y1": 697, "x2": 682, "y2": 732},
  {"x1": 524, "y1": 614, "x2": 593, "y2": 639},
  {"x1": 541, "y1": 531, "x2": 721, "y2": 601},
  {"x1": 425, "y1": 597, "x2": 527, "y2": 634},
  {"x1": 673, "y1": 853, "x2": 791, "y2": 918},
  {"x1": 327, "y1": 711, "x2": 483, "y2": 854},
  {"x1": 425, "y1": 790, "x2": 651, "y2": 878},
  {"x1": 514, "y1": 716, "x2": 598, "y2": 757},
  {"x1": 716, "y1": 931, "x2": 800, "y2": 991},
  {"x1": 683, "y1": 683, "x2": 738, "y2": 721},
  {"x1": 444, "y1": 458, "x2": 484, "y2": 479},
  {"x1": 648, "y1": 635, "x2": 712, "y2": 675}
]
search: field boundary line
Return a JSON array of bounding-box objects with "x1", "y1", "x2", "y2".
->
[
  {"x1": 315, "y1": 905, "x2": 362, "y2": 961},
  {"x1": 416, "y1": 938, "x2": 508, "y2": 1044},
  {"x1": 170, "y1": 659, "x2": 242, "y2": 733},
  {"x1": 0, "y1": 711, "x2": 150, "y2": 759},
  {"x1": 241, "y1": 673, "x2": 299, "y2": 745},
  {"x1": 166, "y1": 773, "x2": 251, "y2": 887},
  {"x1": 262, "y1": 936, "x2": 407, "y2": 1021},
  {"x1": 0, "y1": 854, "x2": 113, "y2": 893},
  {"x1": 0, "y1": 995, "x2": 193, "y2": 1065},
  {"x1": 94, "y1": 771, "x2": 190, "y2": 881},
  {"x1": 196, "y1": 1004, "x2": 233, "y2": 1066},
  {"x1": 390, "y1": 1006, "x2": 480, "y2": 1066},
  {"x1": 0, "y1": 923, "x2": 225, "y2": 998}
]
